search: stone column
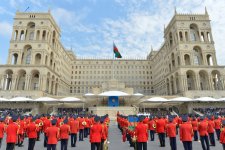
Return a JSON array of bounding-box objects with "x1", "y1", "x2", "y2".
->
[
  {"x1": 48, "y1": 78, "x2": 52, "y2": 94},
  {"x1": 181, "y1": 75, "x2": 188, "y2": 92},
  {"x1": 41, "y1": 75, "x2": 47, "y2": 91},
  {"x1": 208, "y1": 75, "x2": 214, "y2": 90},
  {"x1": 11, "y1": 74, "x2": 18, "y2": 90},
  {"x1": 173, "y1": 77, "x2": 177, "y2": 94},
  {"x1": 0, "y1": 74, "x2": 3, "y2": 90},
  {"x1": 195, "y1": 74, "x2": 201, "y2": 90},
  {"x1": 52, "y1": 81, "x2": 56, "y2": 95},
  {"x1": 25, "y1": 75, "x2": 31, "y2": 90}
]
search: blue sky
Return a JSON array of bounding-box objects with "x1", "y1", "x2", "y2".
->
[{"x1": 1, "y1": 0, "x2": 225, "y2": 65}]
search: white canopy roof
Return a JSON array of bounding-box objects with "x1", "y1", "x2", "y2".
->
[
  {"x1": 194, "y1": 97, "x2": 217, "y2": 102},
  {"x1": 170, "y1": 97, "x2": 193, "y2": 102},
  {"x1": 218, "y1": 98, "x2": 225, "y2": 101},
  {"x1": 84, "y1": 93, "x2": 95, "y2": 96},
  {"x1": 34, "y1": 97, "x2": 57, "y2": 102},
  {"x1": 98, "y1": 91, "x2": 129, "y2": 96},
  {"x1": 143, "y1": 97, "x2": 170, "y2": 103},
  {"x1": 60, "y1": 97, "x2": 83, "y2": 102},
  {"x1": 133, "y1": 93, "x2": 144, "y2": 96},
  {"x1": 10, "y1": 97, "x2": 32, "y2": 102},
  {"x1": 0, "y1": 98, "x2": 8, "y2": 102}
]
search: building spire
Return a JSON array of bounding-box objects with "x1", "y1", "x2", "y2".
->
[
  {"x1": 151, "y1": 45, "x2": 153, "y2": 52},
  {"x1": 174, "y1": 6, "x2": 177, "y2": 14},
  {"x1": 205, "y1": 6, "x2": 208, "y2": 15}
]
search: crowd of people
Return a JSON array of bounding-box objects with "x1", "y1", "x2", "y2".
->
[
  {"x1": 117, "y1": 112, "x2": 225, "y2": 150},
  {"x1": 0, "y1": 112, "x2": 110, "y2": 150},
  {"x1": 194, "y1": 107, "x2": 225, "y2": 116}
]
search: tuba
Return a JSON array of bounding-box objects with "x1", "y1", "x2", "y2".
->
[
  {"x1": 82, "y1": 121, "x2": 87, "y2": 126},
  {"x1": 153, "y1": 123, "x2": 156, "y2": 129},
  {"x1": 39, "y1": 122, "x2": 43, "y2": 127},
  {"x1": 60, "y1": 122, "x2": 64, "y2": 126}
]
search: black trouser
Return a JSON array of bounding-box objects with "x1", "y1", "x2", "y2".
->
[
  {"x1": 28, "y1": 138, "x2": 36, "y2": 150},
  {"x1": 137, "y1": 142, "x2": 147, "y2": 150},
  {"x1": 44, "y1": 133, "x2": 48, "y2": 147},
  {"x1": 61, "y1": 139, "x2": 68, "y2": 150},
  {"x1": 0, "y1": 138, "x2": 2, "y2": 148},
  {"x1": 223, "y1": 144, "x2": 225, "y2": 150},
  {"x1": 84, "y1": 128, "x2": 88, "y2": 137},
  {"x1": 200, "y1": 135, "x2": 210, "y2": 150},
  {"x1": 216, "y1": 129, "x2": 221, "y2": 140},
  {"x1": 194, "y1": 130, "x2": 198, "y2": 141},
  {"x1": 37, "y1": 131, "x2": 40, "y2": 140},
  {"x1": 47, "y1": 144, "x2": 56, "y2": 150},
  {"x1": 71, "y1": 133, "x2": 77, "y2": 147},
  {"x1": 18, "y1": 134, "x2": 24, "y2": 146},
  {"x1": 79, "y1": 129, "x2": 84, "y2": 141},
  {"x1": 6, "y1": 143, "x2": 15, "y2": 150},
  {"x1": 100, "y1": 139, "x2": 105, "y2": 150},
  {"x1": 91, "y1": 142, "x2": 100, "y2": 150},
  {"x1": 158, "y1": 133, "x2": 165, "y2": 147},
  {"x1": 209, "y1": 133, "x2": 215, "y2": 146},
  {"x1": 169, "y1": 137, "x2": 177, "y2": 150},
  {"x1": 150, "y1": 130, "x2": 155, "y2": 141},
  {"x1": 183, "y1": 141, "x2": 192, "y2": 150}
]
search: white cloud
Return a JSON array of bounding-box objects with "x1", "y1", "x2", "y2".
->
[{"x1": 0, "y1": 21, "x2": 12, "y2": 37}]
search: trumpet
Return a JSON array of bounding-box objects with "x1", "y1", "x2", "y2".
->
[
  {"x1": 153, "y1": 124, "x2": 156, "y2": 129},
  {"x1": 60, "y1": 122, "x2": 64, "y2": 126},
  {"x1": 82, "y1": 121, "x2": 87, "y2": 126},
  {"x1": 131, "y1": 136, "x2": 137, "y2": 142},
  {"x1": 39, "y1": 122, "x2": 43, "y2": 127}
]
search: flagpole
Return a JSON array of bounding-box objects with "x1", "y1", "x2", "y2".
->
[{"x1": 112, "y1": 42, "x2": 115, "y2": 79}]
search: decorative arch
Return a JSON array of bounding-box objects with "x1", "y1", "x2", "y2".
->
[
  {"x1": 35, "y1": 53, "x2": 41, "y2": 65},
  {"x1": 199, "y1": 70, "x2": 209, "y2": 90},
  {"x1": 186, "y1": 70, "x2": 196, "y2": 90},
  {"x1": 206, "y1": 54, "x2": 213, "y2": 66},
  {"x1": 4, "y1": 69, "x2": 13, "y2": 90},
  {"x1": 190, "y1": 23, "x2": 199, "y2": 41},
  {"x1": 211, "y1": 70, "x2": 222, "y2": 90},
  {"x1": 11, "y1": 53, "x2": 18, "y2": 65},
  {"x1": 27, "y1": 22, "x2": 35, "y2": 40},
  {"x1": 23, "y1": 45, "x2": 32, "y2": 64},
  {"x1": 17, "y1": 69, "x2": 26, "y2": 90},
  {"x1": 184, "y1": 54, "x2": 191, "y2": 65},
  {"x1": 193, "y1": 46, "x2": 203, "y2": 65},
  {"x1": 30, "y1": 70, "x2": 40, "y2": 90}
]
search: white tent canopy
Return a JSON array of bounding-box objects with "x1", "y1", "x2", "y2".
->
[
  {"x1": 218, "y1": 98, "x2": 225, "y2": 101},
  {"x1": 10, "y1": 97, "x2": 32, "y2": 102},
  {"x1": 98, "y1": 91, "x2": 129, "y2": 96},
  {"x1": 133, "y1": 93, "x2": 143, "y2": 96},
  {"x1": 194, "y1": 97, "x2": 217, "y2": 102},
  {"x1": 60, "y1": 97, "x2": 83, "y2": 102},
  {"x1": 84, "y1": 93, "x2": 95, "y2": 96},
  {"x1": 143, "y1": 97, "x2": 170, "y2": 103},
  {"x1": 34, "y1": 97, "x2": 57, "y2": 102},
  {"x1": 170, "y1": 97, "x2": 193, "y2": 102},
  {"x1": 0, "y1": 98, "x2": 8, "y2": 102}
]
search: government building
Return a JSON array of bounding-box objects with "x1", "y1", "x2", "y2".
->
[{"x1": 0, "y1": 9, "x2": 224, "y2": 116}]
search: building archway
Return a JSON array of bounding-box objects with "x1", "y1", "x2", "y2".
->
[{"x1": 186, "y1": 70, "x2": 196, "y2": 90}]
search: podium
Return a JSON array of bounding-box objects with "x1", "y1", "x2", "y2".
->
[{"x1": 108, "y1": 96, "x2": 119, "y2": 107}]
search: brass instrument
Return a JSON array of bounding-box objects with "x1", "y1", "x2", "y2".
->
[
  {"x1": 153, "y1": 123, "x2": 156, "y2": 129},
  {"x1": 39, "y1": 122, "x2": 43, "y2": 127},
  {"x1": 131, "y1": 135, "x2": 137, "y2": 142},
  {"x1": 82, "y1": 121, "x2": 87, "y2": 126},
  {"x1": 60, "y1": 122, "x2": 64, "y2": 126}
]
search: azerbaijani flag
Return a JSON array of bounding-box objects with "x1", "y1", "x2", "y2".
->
[{"x1": 113, "y1": 43, "x2": 122, "y2": 58}]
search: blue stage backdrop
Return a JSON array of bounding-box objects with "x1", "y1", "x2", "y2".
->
[{"x1": 108, "y1": 96, "x2": 119, "y2": 107}]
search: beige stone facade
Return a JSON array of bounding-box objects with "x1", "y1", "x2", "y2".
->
[{"x1": 0, "y1": 9, "x2": 225, "y2": 101}]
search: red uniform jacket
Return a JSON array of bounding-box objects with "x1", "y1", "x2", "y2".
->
[
  {"x1": 135, "y1": 122, "x2": 148, "y2": 142},
  {"x1": 79, "y1": 118, "x2": 85, "y2": 130},
  {"x1": 46, "y1": 126, "x2": 59, "y2": 144},
  {"x1": 156, "y1": 119, "x2": 166, "y2": 133},
  {"x1": 18, "y1": 120, "x2": 25, "y2": 134},
  {"x1": 27, "y1": 122, "x2": 38, "y2": 138},
  {"x1": 179, "y1": 122, "x2": 193, "y2": 141},
  {"x1": 0, "y1": 123, "x2": 5, "y2": 138},
  {"x1": 220, "y1": 128, "x2": 225, "y2": 144},
  {"x1": 60, "y1": 124, "x2": 70, "y2": 139},
  {"x1": 90, "y1": 123, "x2": 102, "y2": 143},
  {"x1": 214, "y1": 119, "x2": 221, "y2": 130},
  {"x1": 101, "y1": 124, "x2": 108, "y2": 140},
  {"x1": 43, "y1": 119, "x2": 51, "y2": 133},
  {"x1": 198, "y1": 121, "x2": 208, "y2": 136},
  {"x1": 207, "y1": 120, "x2": 215, "y2": 133},
  {"x1": 70, "y1": 120, "x2": 79, "y2": 134},
  {"x1": 166, "y1": 123, "x2": 176, "y2": 137},
  {"x1": 148, "y1": 120, "x2": 156, "y2": 131},
  {"x1": 191, "y1": 120, "x2": 198, "y2": 131},
  {"x1": 6, "y1": 122, "x2": 19, "y2": 143}
]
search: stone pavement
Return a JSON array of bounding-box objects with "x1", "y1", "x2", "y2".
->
[{"x1": 0, "y1": 121, "x2": 223, "y2": 149}]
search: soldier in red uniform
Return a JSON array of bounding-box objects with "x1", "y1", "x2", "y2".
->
[
  {"x1": 191, "y1": 116, "x2": 198, "y2": 141},
  {"x1": 148, "y1": 116, "x2": 156, "y2": 141},
  {"x1": 0, "y1": 117, "x2": 5, "y2": 148},
  {"x1": 79, "y1": 116, "x2": 85, "y2": 141},
  {"x1": 69, "y1": 116, "x2": 79, "y2": 147},
  {"x1": 179, "y1": 115, "x2": 193, "y2": 150},
  {"x1": 43, "y1": 115, "x2": 52, "y2": 147},
  {"x1": 214, "y1": 115, "x2": 221, "y2": 140},
  {"x1": 27, "y1": 117, "x2": 38, "y2": 150},
  {"x1": 100, "y1": 117, "x2": 108, "y2": 150},
  {"x1": 198, "y1": 116, "x2": 210, "y2": 150},
  {"x1": 6, "y1": 116, "x2": 19, "y2": 150},
  {"x1": 220, "y1": 120, "x2": 225, "y2": 149},
  {"x1": 135, "y1": 116, "x2": 148, "y2": 150},
  {"x1": 60, "y1": 119, "x2": 70, "y2": 150},
  {"x1": 156, "y1": 115, "x2": 166, "y2": 147},
  {"x1": 35, "y1": 115, "x2": 43, "y2": 141},
  {"x1": 17, "y1": 116, "x2": 25, "y2": 147},
  {"x1": 208, "y1": 116, "x2": 215, "y2": 146},
  {"x1": 46, "y1": 119, "x2": 59, "y2": 150},
  {"x1": 90, "y1": 116, "x2": 102, "y2": 150},
  {"x1": 166, "y1": 117, "x2": 177, "y2": 150}
]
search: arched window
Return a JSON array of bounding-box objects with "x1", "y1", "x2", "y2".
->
[
  {"x1": 36, "y1": 30, "x2": 40, "y2": 40},
  {"x1": 11, "y1": 53, "x2": 18, "y2": 65},
  {"x1": 200, "y1": 32, "x2": 205, "y2": 42},
  {"x1": 185, "y1": 32, "x2": 188, "y2": 41},
  {"x1": 186, "y1": 70, "x2": 196, "y2": 90},
  {"x1": 20, "y1": 30, "x2": 25, "y2": 40},
  {"x1": 14, "y1": 30, "x2": 18, "y2": 40},
  {"x1": 207, "y1": 32, "x2": 211, "y2": 42},
  {"x1": 207, "y1": 54, "x2": 213, "y2": 66},
  {"x1": 179, "y1": 32, "x2": 183, "y2": 41},
  {"x1": 212, "y1": 70, "x2": 222, "y2": 90},
  {"x1": 177, "y1": 56, "x2": 180, "y2": 66},
  {"x1": 193, "y1": 46, "x2": 203, "y2": 65},
  {"x1": 184, "y1": 54, "x2": 191, "y2": 65},
  {"x1": 190, "y1": 24, "x2": 199, "y2": 41},
  {"x1": 25, "y1": 48, "x2": 32, "y2": 64},
  {"x1": 169, "y1": 32, "x2": 173, "y2": 46},
  {"x1": 35, "y1": 53, "x2": 41, "y2": 65},
  {"x1": 199, "y1": 71, "x2": 209, "y2": 90}
]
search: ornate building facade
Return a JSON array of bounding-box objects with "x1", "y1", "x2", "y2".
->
[{"x1": 0, "y1": 9, "x2": 224, "y2": 99}]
